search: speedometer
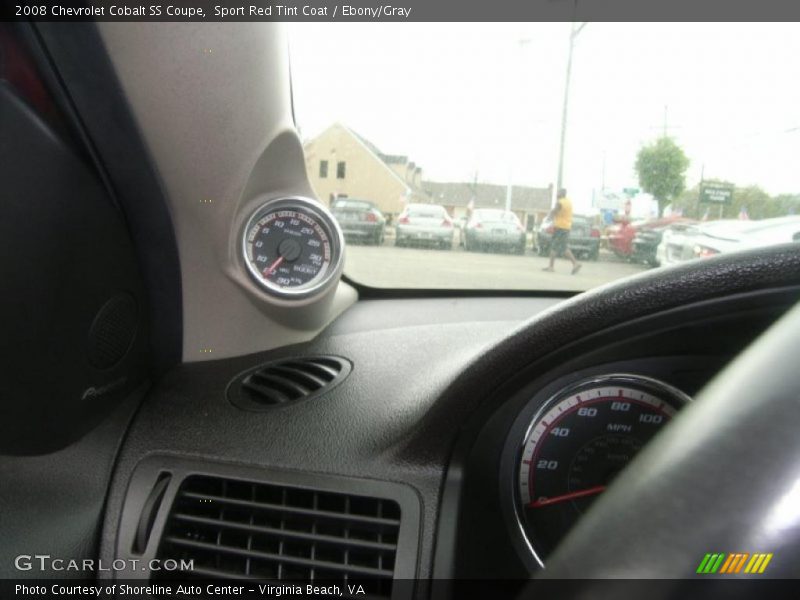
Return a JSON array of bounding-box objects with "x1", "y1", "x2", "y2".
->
[
  {"x1": 242, "y1": 197, "x2": 344, "y2": 299},
  {"x1": 515, "y1": 374, "x2": 690, "y2": 562}
]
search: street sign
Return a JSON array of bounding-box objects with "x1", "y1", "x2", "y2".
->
[
  {"x1": 623, "y1": 187, "x2": 640, "y2": 197},
  {"x1": 700, "y1": 183, "x2": 734, "y2": 205}
]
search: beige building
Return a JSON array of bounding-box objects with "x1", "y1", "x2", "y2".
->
[
  {"x1": 304, "y1": 123, "x2": 431, "y2": 218},
  {"x1": 304, "y1": 123, "x2": 552, "y2": 228}
]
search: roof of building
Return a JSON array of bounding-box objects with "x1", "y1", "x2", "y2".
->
[
  {"x1": 346, "y1": 127, "x2": 408, "y2": 166},
  {"x1": 306, "y1": 124, "x2": 551, "y2": 212},
  {"x1": 423, "y1": 181, "x2": 552, "y2": 213}
]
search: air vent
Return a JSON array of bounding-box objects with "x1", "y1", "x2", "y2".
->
[
  {"x1": 227, "y1": 356, "x2": 351, "y2": 410},
  {"x1": 155, "y1": 475, "x2": 401, "y2": 597}
]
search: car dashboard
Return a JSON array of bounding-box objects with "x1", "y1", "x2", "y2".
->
[
  {"x1": 81, "y1": 287, "x2": 795, "y2": 597},
  {"x1": 4, "y1": 17, "x2": 800, "y2": 599}
]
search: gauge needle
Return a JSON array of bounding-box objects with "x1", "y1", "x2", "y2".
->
[
  {"x1": 262, "y1": 255, "x2": 284, "y2": 278},
  {"x1": 529, "y1": 485, "x2": 606, "y2": 508}
]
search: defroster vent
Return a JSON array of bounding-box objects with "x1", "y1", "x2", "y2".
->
[
  {"x1": 228, "y1": 356, "x2": 351, "y2": 410},
  {"x1": 155, "y1": 475, "x2": 401, "y2": 596}
]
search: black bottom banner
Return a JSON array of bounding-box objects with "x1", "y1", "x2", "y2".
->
[{"x1": 3, "y1": 578, "x2": 800, "y2": 600}]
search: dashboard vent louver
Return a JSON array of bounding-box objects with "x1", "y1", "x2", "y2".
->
[
  {"x1": 155, "y1": 475, "x2": 400, "y2": 597},
  {"x1": 228, "y1": 356, "x2": 351, "y2": 410}
]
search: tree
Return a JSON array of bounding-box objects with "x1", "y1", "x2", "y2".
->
[
  {"x1": 773, "y1": 194, "x2": 800, "y2": 217},
  {"x1": 635, "y1": 137, "x2": 690, "y2": 216},
  {"x1": 669, "y1": 184, "x2": 799, "y2": 220},
  {"x1": 722, "y1": 185, "x2": 770, "y2": 220}
]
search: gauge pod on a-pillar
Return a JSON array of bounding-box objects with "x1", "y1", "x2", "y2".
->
[{"x1": 242, "y1": 197, "x2": 345, "y2": 300}]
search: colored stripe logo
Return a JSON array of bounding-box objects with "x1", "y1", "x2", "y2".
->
[{"x1": 696, "y1": 553, "x2": 773, "y2": 574}]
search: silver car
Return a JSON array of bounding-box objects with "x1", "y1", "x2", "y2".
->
[
  {"x1": 464, "y1": 209, "x2": 526, "y2": 254},
  {"x1": 657, "y1": 216, "x2": 800, "y2": 266},
  {"x1": 395, "y1": 203, "x2": 455, "y2": 249},
  {"x1": 331, "y1": 198, "x2": 386, "y2": 245}
]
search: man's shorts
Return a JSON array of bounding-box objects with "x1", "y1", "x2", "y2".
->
[{"x1": 552, "y1": 227, "x2": 570, "y2": 254}]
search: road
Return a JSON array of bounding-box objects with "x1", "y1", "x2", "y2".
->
[{"x1": 343, "y1": 242, "x2": 649, "y2": 291}]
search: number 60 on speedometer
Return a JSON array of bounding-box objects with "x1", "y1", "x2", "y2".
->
[{"x1": 516, "y1": 374, "x2": 690, "y2": 560}]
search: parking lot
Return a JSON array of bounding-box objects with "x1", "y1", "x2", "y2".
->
[{"x1": 343, "y1": 234, "x2": 649, "y2": 291}]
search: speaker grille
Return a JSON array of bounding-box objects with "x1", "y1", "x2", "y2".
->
[{"x1": 87, "y1": 293, "x2": 138, "y2": 369}]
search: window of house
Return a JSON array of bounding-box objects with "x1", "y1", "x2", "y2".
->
[
  {"x1": 319, "y1": 160, "x2": 328, "y2": 178},
  {"x1": 336, "y1": 161, "x2": 346, "y2": 179}
]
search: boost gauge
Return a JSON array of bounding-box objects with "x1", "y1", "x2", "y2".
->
[{"x1": 242, "y1": 197, "x2": 344, "y2": 299}]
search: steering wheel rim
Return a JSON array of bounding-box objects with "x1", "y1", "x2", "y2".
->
[
  {"x1": 536, "y1": 298, "x2": 800, "y2": 582},
  {"x1": 427, "y1": 244, "x2": 800, "y2": 585}
]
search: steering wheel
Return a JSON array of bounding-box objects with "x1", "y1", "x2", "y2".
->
[{"x1": 535, "y1": 277, "x2": 800, "y2": 583}]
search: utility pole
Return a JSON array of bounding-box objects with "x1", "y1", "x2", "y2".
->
[
  {"x1": 651, "y1": 105, "x2": 681, "y2": 138},
  {"x1": 555, "y1": 20, "x2": 587, "y2": 203}
]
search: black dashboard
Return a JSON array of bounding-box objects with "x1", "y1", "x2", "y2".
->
[
  {"x1": 89, "y1": 254, "x2": 799, "y2": 598},
  {"x1": 99, "y1": 297, "x2": 561, "y2": 586},
  {"x1": 3, "y1": 243, "x2": 800, "y2": 596},
  {"x1": 442, "y1": 284, "x2": 797, "y2": 581}
]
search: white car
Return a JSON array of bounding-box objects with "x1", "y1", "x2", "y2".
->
[{"x1": 657, "y1": 216, "x2": 800, "y2": 266}]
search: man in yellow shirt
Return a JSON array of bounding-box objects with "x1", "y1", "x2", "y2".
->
[{"x1": 543, "y1": 188, "x2": 582, "y2": 275}]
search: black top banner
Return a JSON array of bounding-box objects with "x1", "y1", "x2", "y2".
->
[{"x1": 4, "y1": 0, "x2": 800, "y2": 22}]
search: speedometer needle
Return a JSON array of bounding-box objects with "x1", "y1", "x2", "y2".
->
[
  {"x1": 262, "y1": 255, "x2": 284, "y2": 278},
  {"x1": 529, "y1": 485, "x2": 606, "y2": 508}
]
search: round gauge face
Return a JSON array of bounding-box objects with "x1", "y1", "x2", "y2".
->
[
  {"x1": 516, "y1": 375, "x2": 689, "y2": 561},
  {"x1": 243, "y1": 198, "x2": 343, "y2": 298}
]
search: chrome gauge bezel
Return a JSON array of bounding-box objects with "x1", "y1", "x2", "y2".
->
[
  {"x1": 509, "y1": 373, "x2": 692, "y2": 569},
  {"x1": 242, "y1": 196, "x2": 345, "y2": 300}
]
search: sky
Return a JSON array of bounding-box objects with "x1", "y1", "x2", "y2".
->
[{"x1": 288, "y1": 23, "x2": 800, "y2": 212}]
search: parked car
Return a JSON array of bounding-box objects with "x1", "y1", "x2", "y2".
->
[
  {"x1": 463, "y1": 209, "x2": 526, "y2": 254},
  {"x1": 657, "y1": 221, "x2": 706, "y2": 266},
  {"x1": 537, "y1": 214, "x2": 600, "y2": 260},
  {"x1": 632, "y1": 218, "x2": 696, "y2": 266},
  {"x1": 606, "y1": 219, "x2": 642, "y2": 258},
  {"x1": 608, "y1": 215, "x2": 691, "y2": 260},
  {"x1": 657, "y1": 216, "x2": 800, "y2": 266},
  {"x1": 331, "y1": 198, "x2": 386, "y2": 245},
  {"x1": 395, "y1": 203, "x2": 454, "y2": 249}
]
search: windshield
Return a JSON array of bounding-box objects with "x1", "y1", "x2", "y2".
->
[{"x1": 290, "y1": 23, "x2": 800, "y2": 291}]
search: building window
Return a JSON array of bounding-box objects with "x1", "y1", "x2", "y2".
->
[
  {"x1": 319, "y1": 160, "x2": 328, "y2": 178},
  {"x1": 337, "y1": 161, "x2": 346, "y2": 179}
]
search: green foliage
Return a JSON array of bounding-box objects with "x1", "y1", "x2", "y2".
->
[
  {"x1": 722, "y1": 186, "x2": 771, "y2": 220},
  {"x1": 635, "y1": 137, "x2": 690, "y2": 216},
  {"x1": 671, "y1": 182, "x2": 800, "y2": 220},
  {"x1": 772, "y1": 194, "x2": 800, "y2": 217}
]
